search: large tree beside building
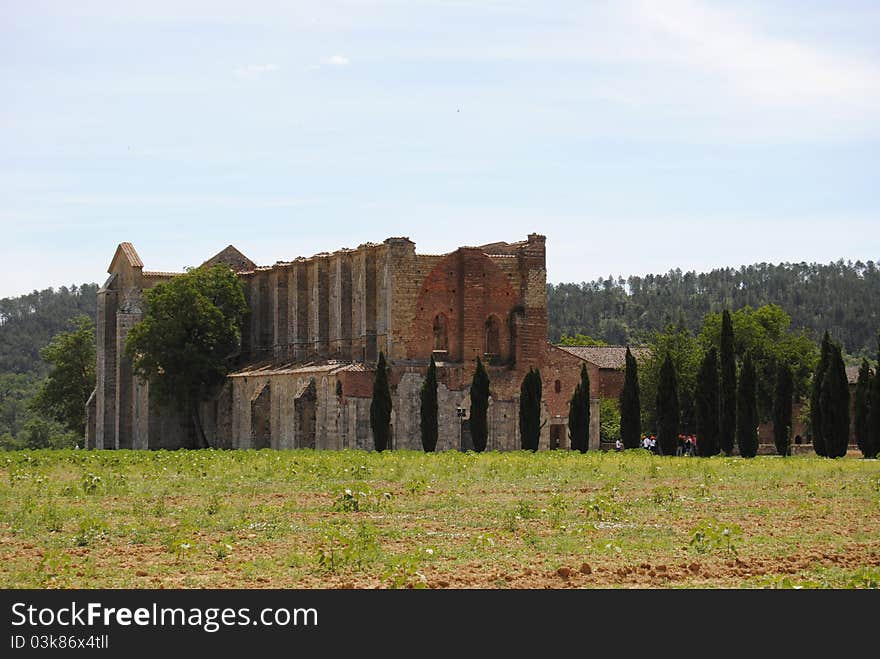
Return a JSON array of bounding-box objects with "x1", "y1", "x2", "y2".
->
[
  {"x1": 619, "y1": 347, "x2": 641, "y2": 450},
  {"x1": 655, "y1": 354, "x2": 679, "y2": 456},
  {"x1": 810, "y1": 332, "x2": 833, "y2": 456},
  {"x1": 772, "y1": 361, "x2": 794, "y2": 456},
  {"x1": 568, "y1": 363, "x2": 590, "y2": 452},
  {"x1": 420, "y1": 355, "x2": 438, "y2": 452},
  {"x1": 520, "y1": 368, "x2": 543, "y2": 451},
  {"x1": 470, "y1": 357, "x2": 490, "y2": 452},
  {"x1": 30, "y1": 315, "x2": 96, "y2": 435},
  {"x1": 125, "y1": 264, "x2": 248, "y2": 448},
  {"x1": 370, "y1": 351, "x2": 393, "y2": 452},
  {"x1": 719, "y1": 310, "x2": 737, "y2": 455},
  {"x1": 737, "y1": 352, "x2": 759, "y2": 458},
  {"x1": 820, "y1": 342, "x2": 850, "y2": 458},
  {"x1": 694, "y1": 347, "x2": 720, "y2": 457},
  {"x1": 854, "y1": 359, "x2": 873, "y2": 458}
]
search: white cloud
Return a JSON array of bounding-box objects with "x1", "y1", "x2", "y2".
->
[
  {"x1": 324, "y1": 55, "x2": 350, "y2": 66},
  {"x1": 623, "y1": 0, "x2": 880, "y2": 110},
  {"x1": 62, "y1": 195, "x2": 318, "y2": 209},
  {"x1": 234, "y1": 63, "x2": 279, "y2": 78}
]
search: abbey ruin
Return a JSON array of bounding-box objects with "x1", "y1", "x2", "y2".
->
[{"x1": 86, "y1": 234, "x2": 606, "y2": 452}]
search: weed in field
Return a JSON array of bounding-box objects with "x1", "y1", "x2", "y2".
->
[
  {"x1": 73, "y1": 517, "x2": 107, "y2": 547},
  {"x1": 332, "y1": 488, "x2": 392, "y2": 513},
  {"x1": 205, "y1": 494, "x2": 222, "y2": 516},
  {"x1": 689, "y1": 518, "x2": 742, "y2": 556},
  {"x1": 214, "y1": 542, "x2": 233, "y2": 561},
  {"x1": 382, "y1": 552, "x2": 428, "y2": 589},
  {"x1": 314, "y1": 522, "x2": 381, "y2": 573},
  {"x1": 547, "y1": 492, "x2": 569, "y2": 530},
  {"x1": 651, "y1": 486, "x2": 676, "y2": 505},
  {"x1": 40, "y1": 503, "x2": 64, "y2": 533},
  {"x1": 81, "y1": 473, "x2": 102, "y2": 495}
]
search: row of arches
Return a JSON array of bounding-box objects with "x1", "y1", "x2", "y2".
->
[{"x1": 432, "y1": 313, "x2": 504, "y2": 357}]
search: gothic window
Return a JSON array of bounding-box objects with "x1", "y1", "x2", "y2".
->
[
  {"x1": 433, "y1": 313, "x2": 448, "y2": 351},
  {"x1": 485, "y1": 315, "x2": 501, "y2": 356}
]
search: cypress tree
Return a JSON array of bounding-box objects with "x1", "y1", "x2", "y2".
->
[
  {"x1": 470, "y1": 357, "x2": 490, "y2": 452},
  {"x1": 772, "y1": 361, "x2": 793, "y2": 456},
  {"x1": 370, "y1": 351, "x2": 392, "y2": 452},
  {"x1": 810, "y1": 331, "x2": 832, "y2": 456},
  {"x1": 719, "y1": 309, "x2": 736, "y2": 456},
  {"x1": 869, "y1": 338, "x2": 880, "y2": 460},
  {"x1": 736, "y1": 352, "x2": 759, "y2": 458},
  {"x1": 655, "y1": 354, "x2": 679, "y2": 456},
  {"x1": 619, "y1": 347, "x2": 641, "y2": 450},
  {"x1": 520, "y1": 368, "x2": 542, "y2": 451},
  {"x1": 854, "y1": 359, "x2": 873, "y2": 458},
  {"x1": 694, "y1": 347, "x2": 720, "y2": 457},
  {"x1": 820, "y1": 342, "x2": 850, "y2": 458},
  {"x1": 568, "y1": 363, "x2": 590, "y2": 452},
  {"x1": 419, "y1": 355, "x2": 438, "y2": 452}
]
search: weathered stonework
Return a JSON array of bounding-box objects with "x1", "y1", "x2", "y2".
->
[{"x1": 91, "y1": 234, "x2": 605, "y2": 452}]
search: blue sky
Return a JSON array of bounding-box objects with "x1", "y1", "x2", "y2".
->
[{"x1": 2, "y1": 0, "x2": 879, "y2": 298}]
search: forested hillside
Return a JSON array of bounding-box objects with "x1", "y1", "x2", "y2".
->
[
  {"x1": 548, "y1": 259, "x2": 880, "y2": 358},
  {"x1": 0, "y1": 284, "x2": 98, "y2": 447},
  {"x1": 0, "y1": 284, "x2": 98, "y2": 374}
]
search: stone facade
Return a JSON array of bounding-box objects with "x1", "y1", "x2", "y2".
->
[{"x1": 88, "y1": 234, "x2": 600, "y2": 451}]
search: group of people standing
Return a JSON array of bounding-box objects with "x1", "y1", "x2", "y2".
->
[{"x1": 612, "y1": 434, "x2": 698, "y2": 456}]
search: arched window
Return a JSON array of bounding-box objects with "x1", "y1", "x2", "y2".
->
[
  {"x1": 433, "y1": 313, "x2": 448, "y2": 351},
  {"x1": 485, "y1": 315, "x2": 501, "y2": 356},
  {"x1": 554, "y1": 379, "x2": 561, "y2": 394}
]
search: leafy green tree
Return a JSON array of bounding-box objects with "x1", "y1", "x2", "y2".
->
[
  {"x1": 869, "y1": 338, "x2": 880, "y2": 460},
  {"x1": 599, "y1": 398, "x2": 620, "y2": 445},
  {"x1": 519, "y1": 368, "x2": 542, "y2": 451},
  {"x1": 773, "y1": 361, "x2": 794, "y2": 456},
  {"x1": 470, "y1": 357, "x2": 490, "y2": 452},
  {"x1": 568, "y1": 363, "x2": 590, "y2": 452},
  {"x1": 125, "y1": 264, "x2": 248, "y2": 448},
  {"x1": 420, "y1": 355, "x2": 438, "y2": 452},
  {"x1": 558, "y1": 334, "x2": 608, "y2": 347},
  {"x1": 694, "y1": 347, "x2": 720, "y2": 457},
  {"x1": 719, "y1": 310, "x2": 736, "y2": 456},
  {"x1": 0, "y1": 373, "x2": 42, "y2": 440},
  {"x1": 370, "y1": 351, "x2": 392, "y2": 452},
  {"x1": 699, "y1": 305, "x2": 818, "y2": 419},
  {"x1": 30, "y1": 315, "x2": 95, "y2": 435},
  {"x1": 655, "y1": 354, "x2": 679, "y2": 456},
  {"x1": 639, "y1": 324, "x2": 700, "y2": 435},
  {"x1": 820, "y1": 342, "x2": 850, "y2": 458},
  {"x1": 619, "y1": 347, "x2": 640, "y2": 449},
  {"x1": 810, "y1": 332, "x2": 832, "y2": 456},
  {"x1": 737, "y1": 352, "x2": 759, "y2": 458},
  {"x1": 18, "y1": 417, "x2": 79, "y2": 449},
  {"x1": 853, "y1": 359, "x2": 873, "y2": 458}
]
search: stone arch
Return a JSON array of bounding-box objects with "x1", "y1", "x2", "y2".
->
[
  {"x1": 251, "y1": 382, "x2": 271, "y2": 449},
  {"x1": 433, "y1": 313, "x2": 449, "y2": 352},
  {"x1": 485, "y1": 314, "x2": 501, "y2": 357},
  {"x1": 407, "y1": 250, "x2": 517, "y2": 363},
  {"x1": 295, "y1": 378, "x2": 317, "y2": 449}
]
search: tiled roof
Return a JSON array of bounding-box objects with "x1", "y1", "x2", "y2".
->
[
  {"x1": 119, "y1": 242, "x2": 143, "y2": 268},
  {"x1": 555, "y1": 345, "x2": 651, "y2": 369},
  {"x1": 229, "y1": 360, "x2": 370, "y2": 377},
  {"x1": 143, "y1": 270, "x2": 181, "y2": 278}
]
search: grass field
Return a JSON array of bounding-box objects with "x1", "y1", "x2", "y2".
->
[{"x1": 2, "y1": 448, "x2": 879, "y2": 588}]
